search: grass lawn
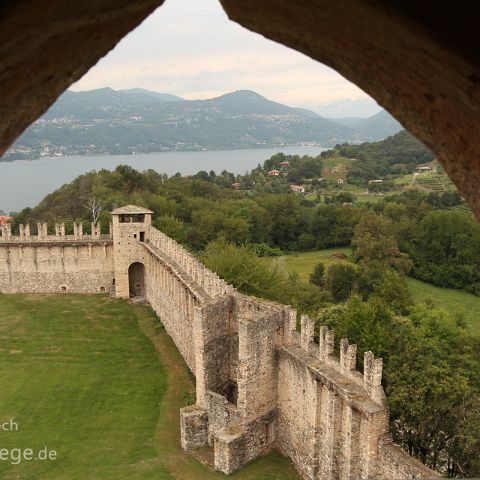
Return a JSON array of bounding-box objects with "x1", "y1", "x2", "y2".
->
[
  {"x1": 281, "y1": 247, "x2": 354, "y2": 280},
  {"x1": 321, "y1": 156, "x2": 354, "y2": 181},
  {"x1": 342, "y1": 184, "x2": 365, "y2": 194},
  {"x1": 405, "y1": 278, "x2": 480, "y2": 335},
  {"x1": 0, "y1": 294, "x2": 299, "y2": 480},
  {"x1": 354, "y1": 195, "x2": 385, "y2": 204},
  {"x1": 282, "y1": 249, "x2": 480, "y2": 335},
  {"x1": 393, "y1": 174, "x2": 413, "y2": 186}
]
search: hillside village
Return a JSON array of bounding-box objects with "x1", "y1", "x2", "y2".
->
[{"x1": 230, "y1": 132, "x2": 470, "y2": 216}]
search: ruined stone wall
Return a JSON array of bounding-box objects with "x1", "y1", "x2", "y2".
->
[
  {"x1": 144, "y1": 249, "x2": 206, "y2": 372},
  {"x1": 275, "y1": 318, "x2": 436, "y2": 480},
  {"x1": 276, "y1": 349, "x2": 319, "y2": 479},
  {"x1": 0, "y1": 222, "x2": 114, "y2": 294}
]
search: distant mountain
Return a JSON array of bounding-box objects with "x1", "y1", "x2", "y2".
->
[
  {"x1": 308, "y1": 98, "x2": 381, "y2": 118},
  {"x1": 3, "y1": 89, "x2": 359, "y2": 160},
  {"x1": 330, "y1": 117, "x2": 365, "y2": 128},
  {"x1": 3, "y1": 89, "x2": 398, "y2": 161},
  {"x1": 333, "y1": 110, "x2": 403, "y2": 141},
  {"x1": 120, "y1": 88, "x2": 184, "y2": 103}
]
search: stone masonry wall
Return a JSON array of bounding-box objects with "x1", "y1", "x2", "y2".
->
[
  {"x1": 0, "y1": 222, "x2": 114, "y2": 294},
  {"x1": 275, "y1": 318, "x2": 437, "y2": 480},
  {"x1": 144, "y1": 249, "x2": 206, "y2": 373},
  {"x1": 276, "y1": 349, "x2": 319, "y2": 479}
]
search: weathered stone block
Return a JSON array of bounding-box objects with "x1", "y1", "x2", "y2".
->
[{"x1": 180, "y1": 407, "x2": 208, "y2": 450}]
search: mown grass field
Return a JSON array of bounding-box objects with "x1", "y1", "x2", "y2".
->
[
  {"x1": 282, "y1": 249, "x2": 480, "y2": 335},
  {"x1": 405, "y1": 278, "x2": 480, "y2": 335},
  {"x1": 0, "y1": 294, "x2": 299, "y2": 480},
  {"x1": 281, "y1": 247, "x2": 354, "y2": 277}
]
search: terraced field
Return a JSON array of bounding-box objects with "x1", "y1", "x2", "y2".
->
[
  {"x1": 453, "y1": 204, "x2": 473, "y2": 217},
  {"x1": 315, "y1": 159, "x2": 461, "y2": 203},
  {"x1": 414, "y1": 172, "x2": 456, "y2": 191}
]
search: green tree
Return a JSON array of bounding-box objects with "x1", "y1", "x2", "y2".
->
[
  {"x1": 154, "y1": 214, "x2": 187, "y2": 244},
  {"x1": 353, "y1": 212, "x2": 413, "y2": 273},
  {"x1": 357, "y1": 262, "x2": 412, "y2": 314},
  {"x1": 322, "y1": 296, "x2": 480, "y2": 477},
  {"x1": 309, "y1": 262, "x2": 325, "y2": 287},
  {"x1": 200, "y1": 239, "x2": 280, "y2": 298},
  {"x1": 324, "y1": 264, "x2": 358, "y2": 302}
]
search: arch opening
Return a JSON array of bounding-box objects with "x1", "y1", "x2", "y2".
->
[{"x1": 128, "y1": 262, "x2": 146, "y2": 298}]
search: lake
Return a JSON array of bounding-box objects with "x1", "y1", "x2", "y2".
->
[{"x1": 0, "y1": 146, "x2": 325, "y2": 213}]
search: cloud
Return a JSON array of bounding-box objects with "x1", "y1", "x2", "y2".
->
[{"x1": 72, "y1": 0, "x2": 373, "y2": 107}]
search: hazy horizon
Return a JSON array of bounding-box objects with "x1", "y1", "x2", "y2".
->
[
  {"x1": 71, "y1": 0, "x2": 382, "y2": 118},
  {"x1": 65, "y1": 86, "x2": 382, "y2": 119}
]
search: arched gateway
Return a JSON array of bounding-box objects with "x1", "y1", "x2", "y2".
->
[{"x1": 128, "y1": 262, "x2": 145, "y2": 297}]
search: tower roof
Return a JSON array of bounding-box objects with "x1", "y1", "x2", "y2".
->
[{"x1": 111, "y1": 205, "x2": 153, "y2": 215}]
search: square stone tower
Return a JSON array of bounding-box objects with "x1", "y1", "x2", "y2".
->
[{"x1": 111, "y1": 205, "x2": 153, "y2": 298}]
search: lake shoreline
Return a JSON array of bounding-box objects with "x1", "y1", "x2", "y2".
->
[
  {"x1": 0, "y1": 146, "x2": 326, "y2": 213},
  {"x1": 1, "y1": 143, "x2": 326, "y2": 164}
]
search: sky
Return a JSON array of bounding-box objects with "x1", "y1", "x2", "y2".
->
[{"x1": 72, "y1": 0, "x2": 381, "y2": 117}]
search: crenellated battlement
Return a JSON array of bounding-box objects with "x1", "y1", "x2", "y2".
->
[
  {"x1": 0, "y1": 222, "x2": 112, "y2": 243},
  {"x1": 294, "y1": 320, "x2": 386, "y2": 404},
  {"x1": 0, "y1": 220, "x2": 114, "y2": 295},
  {"x1": 148, "y1": 226, "x2": 235, "y2": 299}
]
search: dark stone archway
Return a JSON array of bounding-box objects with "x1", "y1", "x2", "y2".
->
[
  {"x1": 128, "y1": 262, "x2": 146, "y2": 297},
  {"x1": 1, "y1": 0, "x2": 480, "y2": 219}
]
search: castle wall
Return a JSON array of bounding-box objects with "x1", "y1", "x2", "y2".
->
[
  {"x1": 274, "y1": 320, "x2": 435, "y2": 480},
  {"x1": 377, "y1": 440, "x2": 438, "y2": 480},
  {"x1": 191, "y1": 296, "x2": 238, "y2": 403},
  {"x1": 0, "y1": 210, "x2": 439, "y2": 480},
  {"x1": 0, "y1": 241, "x2": 114, "y2": 294},
  {"x1": 145, "y1": 252, "x2": 201, "y2": 372},
  {"x1": 110, "y1": 215, "x2": 234, "y2": 373},
  {"x1": 235, "y1": 298, "x2": 280, "y2": 422},
  {"x1": 276, "y1": 349, "x2": 319, "y2": 479},
  {"x1": 213, "y1": 409, "x2": 276, "y2": 474}
]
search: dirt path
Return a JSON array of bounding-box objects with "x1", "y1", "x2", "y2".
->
[{"x1": 137, "y1": 310, "x2": 299, "y2": 480}]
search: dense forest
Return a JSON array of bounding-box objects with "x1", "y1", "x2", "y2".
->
[{"x1": 11, "y1": 149, "x2": 480, "y2": 476}]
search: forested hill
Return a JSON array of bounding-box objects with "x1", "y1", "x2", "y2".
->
[
  {"x1": 331, "y1": 109, "x2": 402, "y2": 141},
  {"x1": 322, "y1": 130, "x2": 435, "y2": 183},
  {"x1": 4, "y1": 88, "x2": 397, "y2": 160}
]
